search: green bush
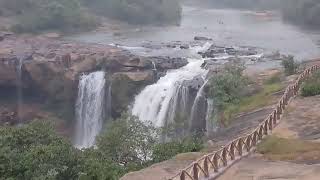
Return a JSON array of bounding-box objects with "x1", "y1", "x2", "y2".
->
[
  {"x1": 301, "y1": 71, "x2": 320, "y2": 97},
  {"x1": 301, "y1": 83, "x2": 320, "y2": 97},
  {"x1": 207, "y1": 62, "x2": 249, "y2": 108},
  {"x1": 281, "y1": 56, "x2": 299, "y2": 75},
  {"x1": 152, "y1": 136, "x2": 203, "y2": 163}
]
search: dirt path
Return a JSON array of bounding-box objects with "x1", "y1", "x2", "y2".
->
[{"x1": 216, "y1": 95, "x2": 320, "y2": 180}]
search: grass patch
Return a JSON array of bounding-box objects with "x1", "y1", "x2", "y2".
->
[
  {"x1": 257, "y1": 135, "x2": 320, "y2": 162},
  {"x1": 224, "y1": 82, "x2": 283, "y2": 123}
]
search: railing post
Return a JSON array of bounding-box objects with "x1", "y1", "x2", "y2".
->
[
  {"x1": 193, "y1": 163, "x2": 199, "y2": 180},
  {"x1": 252, "y1": 132, "x2": 257, "y2": 146},
  {"x1": 277, "y1": 106, "x2": 281, "y2": 119},
  {"x1": 222, "y1": 148, "x2": 228, "y2": 166},
  {"x1": 238, "y1": 139, "x2": 243, "y2": 156},
  {"x1": 245, "y1": 136, "x2": 251, "y2": 152},
  {"x1": 264, "y1": 121, "x2": 268, "y2": 135},
  {"x1": 269, "y1": 115, "x2": 273, "y2": 130},
  {"x1": 213, "y1": 154, "x2": 219, "y2": 173},
  {"x1": 258, "y1": 126, "x2": 263, "y2": 140},
  {"x1": 204, "y1": 156, "x2": 209, "y2": 178},
  {"x1": 180, "y1": 171, "x2": 186, "y2": 180},
  {"x1": 230, "y1": 142, "x2": 235, "y2": 160},
  {"x1": 273, "y1": 110, "x2": 277, "y2": 125}
]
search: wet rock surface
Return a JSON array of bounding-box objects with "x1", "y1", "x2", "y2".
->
[{"x1": 198, "y1": 44, "x2": 259, "y2": 58}]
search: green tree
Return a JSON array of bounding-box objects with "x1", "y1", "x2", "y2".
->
[
  {"x1": 96, "y1": 113, "x2": 157, "y2": 171},
  {"x1": 0, "y1": 120, "x2": 81, "y2": 179},
  {"x1": 281, "y1": 56, "x2": 299, "y2": 75},
  {"x1": 207, "y1": 62, "x2": 248, "y2": 108}
]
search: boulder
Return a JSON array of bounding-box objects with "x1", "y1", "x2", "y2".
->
[
  {"x1": 111, "y1": 71, "x2": 155, "y2": 117},
  {"x1": 194, "y1": 36, "x2": 213, "y2": 41},
  {"x1": 149, "y1": 56, "x2": 188, "y2": 71}
]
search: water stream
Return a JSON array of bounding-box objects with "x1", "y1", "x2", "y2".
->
[{"x1": 75, "y1": 71, "x2": 106, "y2": 149}]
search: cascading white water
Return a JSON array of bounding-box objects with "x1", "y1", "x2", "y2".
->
[
  {"x1": 132, "y1": 42, "x2": 212, "y2": 129},
  {"x1": 132, "y1": 59, "x2": 208, "y2": 127},
  {"x1": 75, "y1": 71, "x2": 106, "y2": 149}
]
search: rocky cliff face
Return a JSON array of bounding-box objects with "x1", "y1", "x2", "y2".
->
[{"x1": 0, "y1": 34, "x2": 186, "y2": 125}]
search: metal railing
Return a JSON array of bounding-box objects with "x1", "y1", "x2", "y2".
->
[{"x1": 169, "y1": 64, "x2": 320, "y2": 180}]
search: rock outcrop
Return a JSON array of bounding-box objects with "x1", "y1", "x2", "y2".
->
[{"x1": 0, "y1": 34, "x2": 184, "y2": 123}]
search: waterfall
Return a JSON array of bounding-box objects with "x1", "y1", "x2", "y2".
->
[
  {"x1": 16, "y1": 58, "x2": 23, "y2": 123},
  {"x1": 189, "y1": 79, "x2": 210, "y2": 133},
  {"x1": 205, "y1": 99, "x2": 215, "y2": 135},
  {"x1": 132, "y1": 59, "x2": 207, "y2": 127},
  {"x1": 75, "y1": 71, "x2": 106, "y2": 149},
  {"x1": 152, "y1": 61, "x2": 157, "y2": 70}
]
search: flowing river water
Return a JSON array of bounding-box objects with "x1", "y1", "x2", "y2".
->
[{"x1": 69, "y1": 6, "x2": 320, "y2": 60}]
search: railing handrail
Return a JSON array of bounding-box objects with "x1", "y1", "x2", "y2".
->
[{"x1": 169, "y1": 64, "x2": 320, "y2": 180}]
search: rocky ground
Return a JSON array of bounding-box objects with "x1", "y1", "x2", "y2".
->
[{"x1": 217, "y1": 92, "x2": 320, "y2": 180}]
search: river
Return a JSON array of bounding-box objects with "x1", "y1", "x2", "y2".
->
[{"x1": 68, "y1": 6, "x2": 320, "y2": 60}]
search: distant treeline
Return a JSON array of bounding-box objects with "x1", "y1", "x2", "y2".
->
[
  {"x1": 0, "y1": 0, "x2": 181, "y2": 33},
  {"x1": 82, "y1": 0, "x2": 181, "y2": 25},
  {"x1": 203, "y1": 0, "x2": 320, "y2": 28},
  {"x1": 282, "y1": 0, "x2": 320, "y2": 28}
]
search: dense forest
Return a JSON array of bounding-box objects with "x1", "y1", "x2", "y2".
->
[{"x1": 0, "y1": 0, "x2": 181, "y2": 32}]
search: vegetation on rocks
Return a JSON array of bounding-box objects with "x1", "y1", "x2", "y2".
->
[
  {"x1": 207, "y1": 64, "x2": 284, "y2": 125},
  {"x1": 257, "y1": 135, "x2": 320, "y2": 162},
  {"x1": 207, "y1": 63, "x2": 249, "y2": 110},
  {"x1": 301, "y1": 70, "x2": 320, "y2": 97}
]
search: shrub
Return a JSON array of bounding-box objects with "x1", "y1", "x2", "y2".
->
[
  {"x1": 207, "y1": 62, "x2": 249, "y2": 109},
  {"x1": 301, "y1": 83, "x2": 320, "y2": 97},
  {"x1": 301, "y1": 71, "x2": 320, "y2": 97},
  {"x1": 281, "y1": 56, "x2": 299, "y2": 75},
  {"x1": 152, "y1": 136, "x2": 203, "y2": 163}
]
